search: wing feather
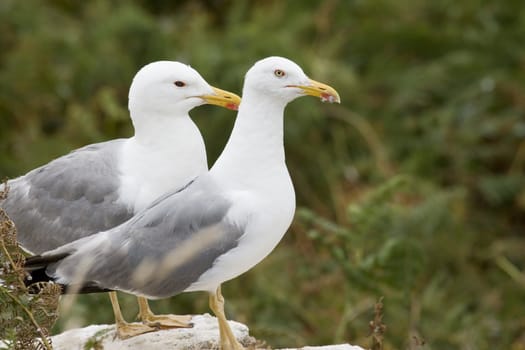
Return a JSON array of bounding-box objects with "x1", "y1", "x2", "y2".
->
[
  {"x1": 48, "y1": 177, "x2": 246, "y2": 298},
  {"x1": 1, "y1": 140, "x2": 133, "y2": 254}
]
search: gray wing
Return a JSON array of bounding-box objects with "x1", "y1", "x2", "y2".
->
[
  {"x1": 49, "y1": 176, "x2": 245, "y2": 298},
  {"x1": 1, "y1": 140, "x2": 134, "y2": 254}
]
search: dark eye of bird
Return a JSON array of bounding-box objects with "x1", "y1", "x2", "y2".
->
[
  {"x1": 274, "y1": 69, "x2": 285, "y2": 78},
  {"x1": 174, "y1": 81, "x2": 185, "y2": 87}
]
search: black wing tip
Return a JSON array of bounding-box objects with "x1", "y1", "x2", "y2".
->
[
  {"x1": 24, "y1": 253, "x2": 113, "y2": 295},
  {"x1": 65, "y1": 283, "x2": 113, "y2": 294},
  {"x1": 24, "y1": 252, "x2": 70, "y2": 293},
  {"x1": 25, "y1": 267, "x2": 59, "y2": 291},
  {"x1": 25, "y1": 252, "x2": 70, "y2": 270},
  {"x1": 26, "y1": 276, "x2": 113, "y2": 295}
]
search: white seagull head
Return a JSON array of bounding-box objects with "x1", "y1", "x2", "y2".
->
[
  {"x1": 128, "y1": 61, "x2": 240, "y2": 117},
  {"x1": 243, "y1": 56, "x2": 341, "y2": 105}
]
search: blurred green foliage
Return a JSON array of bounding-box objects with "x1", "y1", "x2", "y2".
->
[{"x1": 1, "y1": 0, "x2": 524, "y2": 349}]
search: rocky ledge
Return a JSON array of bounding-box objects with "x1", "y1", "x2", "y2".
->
[{"x1": 50, "y1": 314, "x2": 365, "y2": 350}]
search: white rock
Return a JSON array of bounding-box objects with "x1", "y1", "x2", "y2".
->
[
  {"x1": 50, "y1": 314, "x2": 365, "y2": 350},
  {"x1": 51, "y1": 314, "x2": 252, "y2": 350}
]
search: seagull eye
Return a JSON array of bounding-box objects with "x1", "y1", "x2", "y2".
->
[
  {"x1": 274, "y1": 69, "x2": 286, "y2": 78},
  {"x1": 174, "y1": 81, "x2": 185, "y2": 87}
]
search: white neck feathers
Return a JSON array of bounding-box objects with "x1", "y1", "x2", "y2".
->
[{"x1": 211, "y1": 91, "x2": 288, "y2": 187}]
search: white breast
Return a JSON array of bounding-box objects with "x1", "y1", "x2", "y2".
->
[{"x1": 186, "y1": 169, "x2": 296, "y2": 293}]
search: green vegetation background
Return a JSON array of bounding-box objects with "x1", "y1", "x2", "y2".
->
[{"x1": 1, "y1": 0, "x2": 524, "y2": 349}]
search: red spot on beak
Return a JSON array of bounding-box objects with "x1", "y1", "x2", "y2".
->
[
  {"x1": 226, "y1": 103, "x2": 239, "y2": 111},
  {"x1": 320, "y1": 93, "x2": 336, "y2": 103}
]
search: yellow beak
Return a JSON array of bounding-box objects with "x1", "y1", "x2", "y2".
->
[
  {"x1": 289, "y1": 79, "x2": 341, "y2": 104},
  {"x1": 200, "y1": 87, "x2": 241, "y2": 111}
]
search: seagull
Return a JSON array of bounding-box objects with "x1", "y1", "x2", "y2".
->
[
  {"x1": 1, "y1": 60, "x2": 241, "y2": 338},
  {"x1": 24, "y1": 56, "x2": 340, "y2": 350}
]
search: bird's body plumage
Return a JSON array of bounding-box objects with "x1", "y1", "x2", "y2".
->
[
  {"x1": 3, "y1": 140, "x2": 131, "y2": 253},
  {"x1": 1, "y1": 61, "x2": 241, "y2": 254},
  {"x1": 33, "y1": 89, "x2": 297, "y2": 297},
  {"x1": 3, "y1": 60, "x2": 242, "y2": 339},
  {"x1": 22, "y1": 56, "x2": 339, "y2": 349},
  {"x1": 25, "y1": 57, "x2": 339, "y2": 299}
]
